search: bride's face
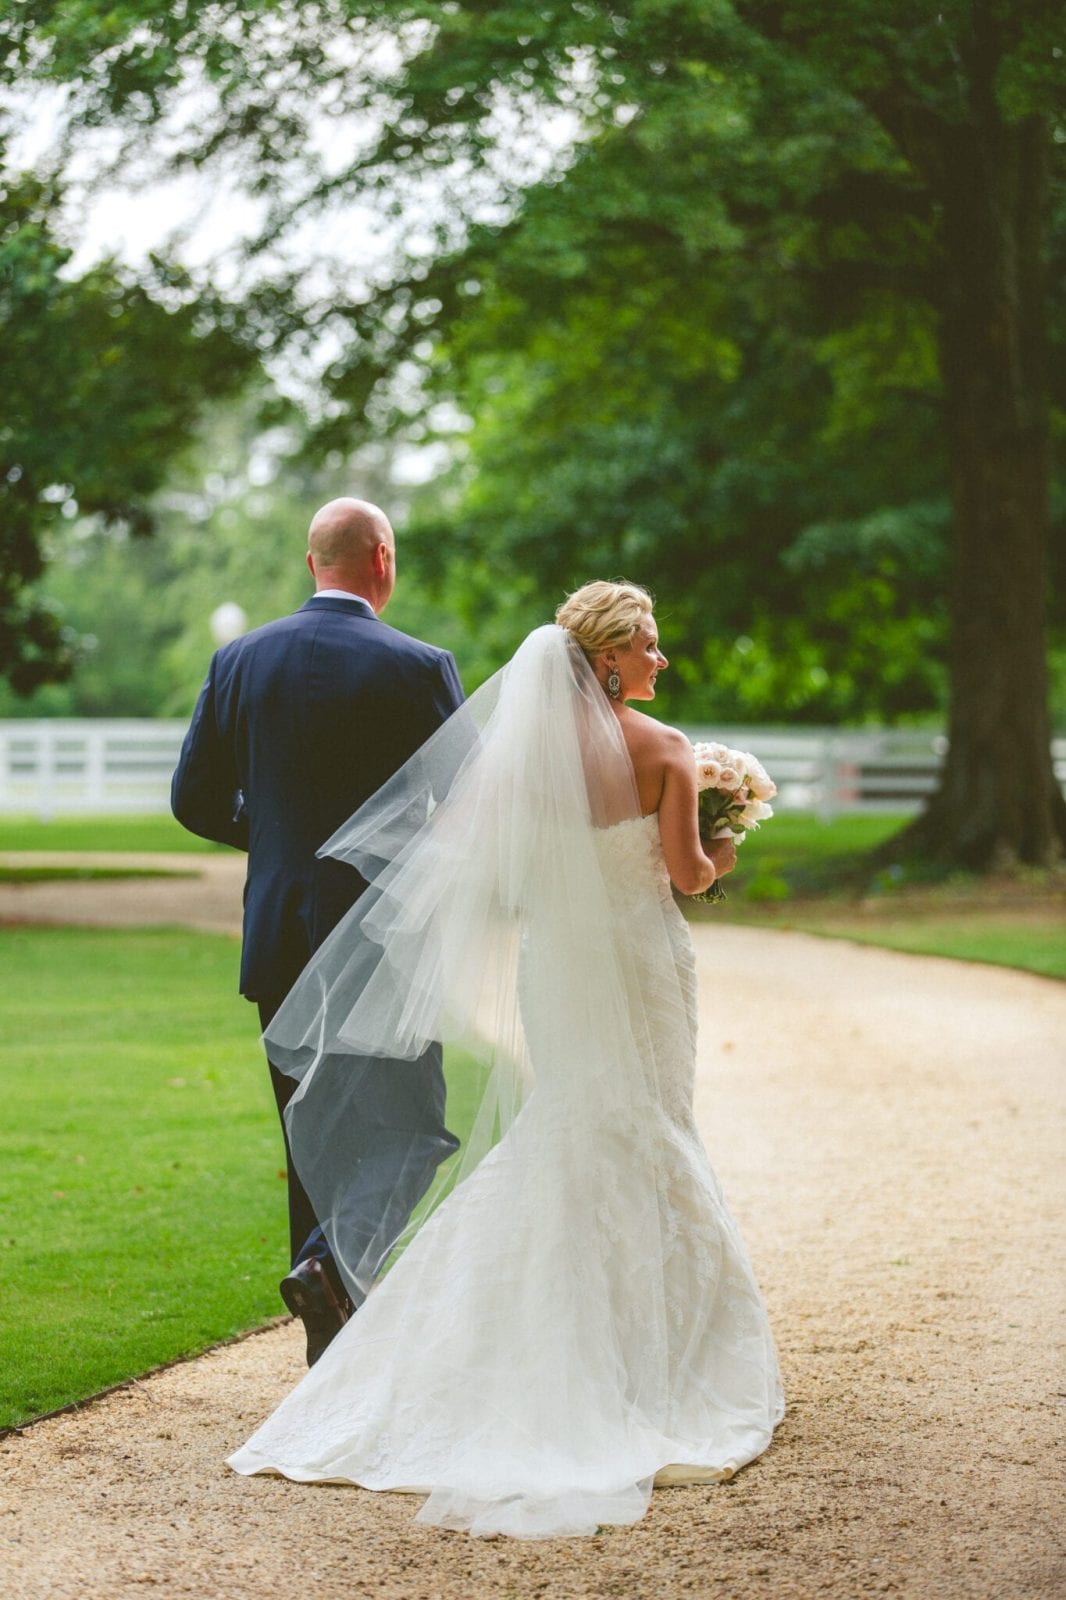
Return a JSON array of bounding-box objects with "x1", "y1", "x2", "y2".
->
[{"x1": 611, "y1": 621, "x2": 669, "y2": 701}]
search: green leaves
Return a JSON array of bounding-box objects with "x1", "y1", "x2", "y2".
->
[
  {"x1": 0, "y1": 169, "x2": 258, "y2": 690},
  {"x1": 3, "y1": 0, "x2": 1063, "y2": 739}
]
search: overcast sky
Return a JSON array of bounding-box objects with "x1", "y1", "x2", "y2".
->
[
  {"x1": 10, "y1": 75, "x2": 579, "y2": 291},
  {"x1": 7, "y1": 76, "x2": 580, "y2": 481}
]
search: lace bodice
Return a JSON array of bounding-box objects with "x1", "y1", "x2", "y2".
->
[{"x1": 593, "y1": 812, "x2": 674, "y2": 906}]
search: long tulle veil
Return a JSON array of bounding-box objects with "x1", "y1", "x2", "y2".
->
[{"x1": 264, "y1": 623, "x2": 646, "y2": 1301}]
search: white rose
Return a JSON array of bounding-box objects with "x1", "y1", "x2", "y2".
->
[
  {"x1": 717, "y1": 766, "x2": 744, "y2": 793},
  {"x1": 748, "y1": 772, "x2": 777, "y2": 801},
  {"x1": 740, "y1": 799, "x2": 774, "y2": 825},
  {"x1": 697, "y1": 759, "x2": 723, "y2": 790}
]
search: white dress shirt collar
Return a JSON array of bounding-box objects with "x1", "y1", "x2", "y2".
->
[{"x1": 310, "y1": 588, "x2": 374, "y2": 608}]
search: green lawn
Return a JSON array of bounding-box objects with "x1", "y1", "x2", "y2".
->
[
  {"x1": 0, "y1": 809, "x2": 904, "y2": 868},
  {"x1": 0, "y1": 808, "x2": 926, "y2": 887},
  {"x1": 735, "y1": 909, "x2": 1066, "y2": 981},
  {"x1": 0, "y1": 815, "x2": 224, "y2": 853},
  {"x1": 0, "y1": 924, "x2": 482, "y2": 1430},
  {"x1": 724, "y1": 810, "x2": 908, "y2": 896},
  {"x1": 703, "y1": 811, "x2": 1066, "y2": 981},
  {"x1": 0, "y1": 926, "x2": 283, "y2": 1429}
]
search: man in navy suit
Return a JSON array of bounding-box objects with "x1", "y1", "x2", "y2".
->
[{"x1": 171, "y1": 498, "x2": 464, "y2": 1362}]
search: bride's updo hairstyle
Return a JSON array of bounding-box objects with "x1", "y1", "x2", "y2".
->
[{"x1": 555, "y1": 580, "x2": 654, "y2": 661}]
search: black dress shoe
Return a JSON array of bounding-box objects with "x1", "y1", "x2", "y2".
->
[{"x1": 279, "y1": 1258, "x2": 349, "y2": 1367}]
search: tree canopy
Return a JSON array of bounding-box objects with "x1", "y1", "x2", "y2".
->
[
  {"x1": 4, "y1": 1, "x2": 1065, "y2": 862},
  {"x1": 0, "y1": 155, "x2": 259, "y2": 689}
]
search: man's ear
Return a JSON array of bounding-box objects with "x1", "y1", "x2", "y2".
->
[
  {"x1": 306, "y1": 551, "x2": 315, "y2": 579},
  {"x1": 373, "y1": 543, "x2": 389, "y2": 577}
]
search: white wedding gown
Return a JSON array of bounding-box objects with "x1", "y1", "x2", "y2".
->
[{"x1": 229, "y1": 809, "x2": 784, "y2": 1538}]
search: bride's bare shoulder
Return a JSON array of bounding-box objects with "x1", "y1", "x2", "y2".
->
[
  {"x1": 622, "y1": 710, "x2": 691, "y2": 765},
  {"x1": 619, "y1": 712, "x2": 694, "y2": 818}
]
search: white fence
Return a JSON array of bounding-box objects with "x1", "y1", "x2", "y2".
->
[
  {"x1": 1, "y1": 719, "x2": 1065, "y2": 821},
  {"x1": 0, "y1": 721, "x2": 188, "y2": 818}
]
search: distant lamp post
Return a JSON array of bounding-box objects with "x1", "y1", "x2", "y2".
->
[{"x1": 210, "y1": 602, "x2": 248, "y2": 645}]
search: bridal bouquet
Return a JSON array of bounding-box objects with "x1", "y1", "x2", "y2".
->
[{"x1": 691, "y1": 741, "x2": 777, "y2": 903}]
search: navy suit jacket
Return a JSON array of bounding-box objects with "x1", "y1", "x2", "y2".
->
[{"x1": 171, "y1": 595, "x2": 464, "y2": 1001}]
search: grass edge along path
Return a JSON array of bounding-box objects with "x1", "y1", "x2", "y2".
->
[
  {"x1": 0, "y1": 923, "x2": 481, "y2": 1430},
  {"x1": 0, "y1": 1315, "x2": 289, "y2": 1440},
  {"x1": 687, "y1": 812, "x2": 1066, "y2": 982},
  {"x1": 717, "y1": 907, "x2": 1066, "y2": 982},
  {"x1": 0, "y1": 925, "x2": 286, "y2": 1429}
]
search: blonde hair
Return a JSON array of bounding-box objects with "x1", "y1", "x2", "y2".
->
[{"x1": 555, "y1": 580, "x2": 654, "y2": 659}]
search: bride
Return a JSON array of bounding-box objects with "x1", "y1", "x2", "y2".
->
[{"x1": 228, "y1": 580, "x2": 784, "y2": 1538}]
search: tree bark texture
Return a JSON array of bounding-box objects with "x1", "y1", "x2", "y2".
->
[{"x1": 895, "y1": 52, "x2": 1064, "y2": 867}]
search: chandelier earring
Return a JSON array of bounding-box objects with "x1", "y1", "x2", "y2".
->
[{"x1": 606, "y1": 665, "x2": 621, "y2": 700}]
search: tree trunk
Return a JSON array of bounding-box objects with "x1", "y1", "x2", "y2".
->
[{"x1": 898, "y1": 95, "x2": 1064, "y2": 869}]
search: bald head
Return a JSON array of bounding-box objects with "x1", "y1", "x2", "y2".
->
[{"x1": 306, "y1": 498, "x2": 396, "y2": 613}]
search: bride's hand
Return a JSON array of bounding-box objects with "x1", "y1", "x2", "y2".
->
[{"x1": 703, "y1": 836, "x2": 738, "y2": 877}]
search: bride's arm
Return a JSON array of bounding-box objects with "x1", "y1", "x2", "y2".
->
[{"x1": 656, "y1": 730, "x2": 737, "y2": 897}]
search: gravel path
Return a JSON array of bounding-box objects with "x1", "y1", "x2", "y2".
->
[
  {"x1": 1, "y1": 864, "x2": 1063, "y2": 1598},
  {"x1": 0, "y1": 851, "x2": 247, "y2": 935}
]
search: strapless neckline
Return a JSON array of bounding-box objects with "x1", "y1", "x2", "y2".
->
[{"x1": 594, "y1": 812, "x2": 660, "y2": 835}]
